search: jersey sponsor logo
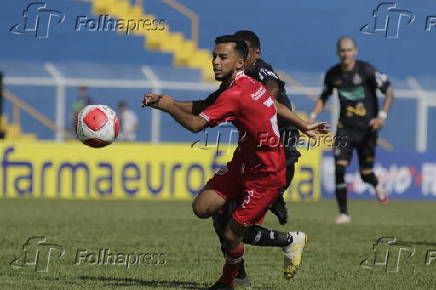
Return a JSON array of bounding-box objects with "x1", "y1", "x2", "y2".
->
[
  {"x1": 338, "y1": 86, "x2": 365, "y2": 101},
  {"x1": 250, "y1": 86, "x2": 266, "y2": 101},
  {"x1": 346, "y1": 102, "x2": 367, "y2": 117},
  {"x1": 334, "y1": 79, "x2": 342, "y2": 86}
]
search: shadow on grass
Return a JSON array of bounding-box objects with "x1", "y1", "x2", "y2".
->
[{"x1": 78, "y1": 276, "x2": 206, "y2": 289}]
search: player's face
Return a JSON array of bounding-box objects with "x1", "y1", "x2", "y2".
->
[
  {"x1": 337, "y1": 39, "x2": 357, "y2": 67},
  {"x1": 244, "y1": 41, "x2": 260, "y2": 71},
  {"x1": 212, "y1": 43, "x2": 244, "y2": 81}
]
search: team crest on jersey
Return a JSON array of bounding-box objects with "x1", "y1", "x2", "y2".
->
[
  {"x1": 334, "y1": 79, "x2": 342, "y2": 86},
  {"x1": 353, "y1": 74, "x2": 362, "y2": 85}
]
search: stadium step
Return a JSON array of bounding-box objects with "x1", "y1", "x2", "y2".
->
[
  {"x1": 85, "y1": 0, "x2": 214, "y2": 81},
  {"x1": 0, "y1": 115, "x2": 37, "y2": 140}
]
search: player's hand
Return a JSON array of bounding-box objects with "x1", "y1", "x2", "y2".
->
[
  {"x1": 142, "y1": 94, "x2": 174, "y2": 112},
  {"x1": 369, "y1": 116, "x2": 385, "y2": 131},
  {"x1": 302, "y1": 122, "x2": 330, "y2": 137}
]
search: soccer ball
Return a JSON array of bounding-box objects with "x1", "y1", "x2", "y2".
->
[{"x1": 76, "y1": 105, "x2": 119, "y2": 148}]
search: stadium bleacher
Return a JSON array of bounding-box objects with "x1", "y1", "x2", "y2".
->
[{"x1": 0, "y1": 0, "x2": 435, "y2": 150}]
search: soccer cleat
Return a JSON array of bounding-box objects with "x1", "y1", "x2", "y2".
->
[
  {"x1": 283, "y1": 231, "x2": 307, "y2": 279},
  {"x1": 269, "y1": 194, "x2": 288, "y2": 225},
  {"x1": 375, "y1": 185, "x2": 389, "y2": 205},
  {"x1": 208, "y1": 281, "x2": 234, "y2": 290},
  {"x1": 234, "y1": 275, "x2": 252, "y2": 290},
  {"x1": 335, "y1": 213, "x2": 351, "y2": 224}
]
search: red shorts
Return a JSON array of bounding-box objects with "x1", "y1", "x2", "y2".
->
[{"x1": 205, "y1": 164, "x2": 286, "y2": 226}]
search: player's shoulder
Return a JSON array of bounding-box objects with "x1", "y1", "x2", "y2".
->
[
  {"x1": 255, "y1": 58, "x2": 274, "y2": 71},
  {"x1": 325, "y1": 64, "x2": 341, "y2": 76},
  {"x1": 250, "y1": 58, "x2": 279, "y2": 80},
  {"x1": 357, "y1": 60, "x2": 376, "y2": 74},
  {"x1": 233, "y1": 71, "x2": 258, "y2": 87}
]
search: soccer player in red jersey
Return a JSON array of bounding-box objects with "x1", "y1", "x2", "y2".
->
[
  {"x1": 173, "y1": 31, "x2": 329, "y2": 287},
  {"x1": 143, "y1": 35, "x2": 325, "y2": 289}
]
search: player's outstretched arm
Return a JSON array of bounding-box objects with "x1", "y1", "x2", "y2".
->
[
  {"x1": 174, "y1": 100, "x2": 212, "y2": 115},
  {"x1": 275, "y1": 101, "x2": 329, "y2": 137},
  {"x1": 275, "y1": 102, "x2": 308, "y2": 131},
  {"x1": 142, "y1": 94, "x2": 207, "y2": 133}
]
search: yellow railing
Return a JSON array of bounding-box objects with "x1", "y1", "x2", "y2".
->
[
  {"x1": 2, "y1": 90, "x2": 74, "y2": 140},
  {"x1": 161, "y1": 0, "x2": 199, "y2": 46}
]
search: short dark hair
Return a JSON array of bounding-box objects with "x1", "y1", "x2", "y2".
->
[
  {"x1": 233, "y1": 30, "x2": 260, "y2": 49},
  {"x1": 336, "y1": 36, "x2": 357, "y2": 50},
  {"x1": 215, "y1": 35, "x2": 248, "y2": 60}
]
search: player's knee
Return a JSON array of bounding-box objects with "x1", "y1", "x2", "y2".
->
[
  {"x1": 191, "y1": 199, "x2": 211, "y2": 219},
  {"x1": 335, "y1": 163, "x2": 347, "y2": 185},
  {"x1": 222, "y1": 228, "x2": 239, "y2": 246}
]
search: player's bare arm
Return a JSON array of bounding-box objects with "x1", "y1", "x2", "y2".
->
[
  {"x1": 309, "y1": 99, "x2": 326, "y2": 122},
  {"x1": 369, "y1": 87, "x2": 394, "y2": 131},
  {"x1": 142, "y1": 93, "x2": 207, "y2": 133},
  {"x1": 263, "y1": 78, "x2": 329, "y2": 136},
  {"x1": 275, "y1": 101, "x2": 329, "y2": 136},
  {"x1": 174, "y1": 100, "x2": 212, "y2": 115}
]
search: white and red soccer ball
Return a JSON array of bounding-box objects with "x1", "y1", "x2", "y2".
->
[{"x1": 76, "y1": 105, "x2": 119, "y2": 148}]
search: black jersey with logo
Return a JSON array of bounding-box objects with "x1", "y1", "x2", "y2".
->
[{"x1": 320, "y1": 60, "x2": 391, "y2": 130}]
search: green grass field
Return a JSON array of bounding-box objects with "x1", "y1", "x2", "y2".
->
[{"x1": 1, "y1": 199, "x2": 435, "y2": 289}]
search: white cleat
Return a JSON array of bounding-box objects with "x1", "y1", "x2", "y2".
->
[
  {"x1": 375, "y1": 185, "x2": 389, "y2": 205},
  {"x1": 335, "y1": 213, "x2": 351, "y2": 224},
  {"x1": 283, "y1": 231, "x2": 307, "y2": 279},
  {"x1": 234, "y1": 275, "x2": 252, "y2": 290}
]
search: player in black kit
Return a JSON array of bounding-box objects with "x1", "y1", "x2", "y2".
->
[{"x1": 309, "y1": 36, "x2": 394, "y2": 224}]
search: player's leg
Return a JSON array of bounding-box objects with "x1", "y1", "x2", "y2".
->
[
  {"x1": 239, "y1": 180, "x2": 307, "y2": 280},
  {"x1": 334, "y1": 128, "x2": 353, "y2": 223},
  {"x1": 212, "y1": 208, "x2": 251, "y2": 289},
  {"x1": 192, "y1": 189, "x2": 227, "y2": 219},
  {"x1": 269, "y1": 131, "x2": 301, "y2": 225},
  {"x1": 209, "y1": 218, "x2": 247, "y2": 290},
  {"x1": 357, "y1": 130, "x2": 389, "y2": 204},
  {"x1": 269, "y1": 150, "x2": 300, "y2": 225}
]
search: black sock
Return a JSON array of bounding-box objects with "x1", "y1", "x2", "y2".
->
[
  {"x1": 243, "y1": 225, "x2": 292, "y2": 247},
  {"x1": 336, "y1": 186, "x2": 348, "y2": 214},
  {"x1": 236, "y1": 258, "x2": 246, "y2": 279},
  {"x1": 361, "y1": 172, "x2": 378, "y2": 188}
]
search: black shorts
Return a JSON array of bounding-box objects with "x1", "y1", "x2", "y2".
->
[{"x1": 334, "y1": 127, "x2": 377, "y2": 169}]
